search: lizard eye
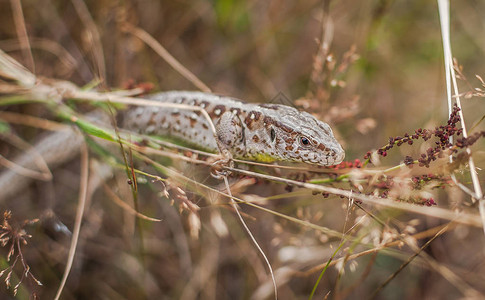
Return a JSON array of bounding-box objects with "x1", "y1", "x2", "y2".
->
[{"x1": 299, "y1": 136, "x2": 312, "y2": 148}]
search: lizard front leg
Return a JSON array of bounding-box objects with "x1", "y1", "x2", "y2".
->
[{"x1": 211, "y1": 111, "x2": 245, "y2": 178}]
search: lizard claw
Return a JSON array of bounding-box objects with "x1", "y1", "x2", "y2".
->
[{"x1": 210, "y1": 155, "x2": 234, "y2": 179}]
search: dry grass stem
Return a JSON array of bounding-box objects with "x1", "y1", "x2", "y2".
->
[
  {"x1": 53, "y1": 142, "x2": 89, "y2": 300},
  {"x1": 9, "y1": 0, "x2": 34, "y2": 74},
  {"x1": 102, "y1": 183, "x2": 162, "y2": 222},
  {"x1": 225, "y1": 167, "x2": 483, "y2": 227},
  {"x1": 70, "y1": 0, "x2": 106, "y2": 82},
  {"x1": 0, "y1": 38, "x2": 77, "y2": 74},
  {"x1": 0, "y1": 133, "x2": 52, "y2": 181},
  {"x1": 0, "y1": 48, "x2": 35, "y2": 86},
  {"x1": 0, "y1": 3, "x2": 484, "y2": 298},
  {"x1": 223, "y1": 175, "x2": 278, "y2": 300},
  {"x1": 438, "y1": 0, "x2": 485, "y2": 235},
  {"x1": 121, "y1": 23, "x2": 211, "y2": 93},
  {"x1": 0, "y1": 111, "x2": 68, "y2": 131}
]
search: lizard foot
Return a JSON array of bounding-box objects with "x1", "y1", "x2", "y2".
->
[{"x1": 210, "y1": 156, "x2": 234, "y2": 179}]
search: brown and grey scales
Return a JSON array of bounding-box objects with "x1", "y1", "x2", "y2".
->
[{"x1": 122, "y1": 91, "x2": 345, "y2": 166}]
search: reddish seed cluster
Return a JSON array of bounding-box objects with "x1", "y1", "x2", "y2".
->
[
  {"x1": 417, "y1": 147, "x2": 443, "y2": 168},
  {"x1": 411, "y1": 174, "x2": 446, "y2": 189},
  {"x1": 412, "y1": 174, "x2": 435, "y2": 183},
  {"x1": 133, "y1": 139, "x2": 150, "y2": 147},
  {"x1": 374, "y1": 179, "x2": 393, "y2": 190},
  {"x1": 424, "y1": 198, "x2": 437, "y2": 206},
  {"x1": 288, "y1": 104, "x2": 480, "y2": 206},
  {"x1": 404, "y1": 155, "x2": 414, "y2": 166},
  {"x1": 395, "y1": 197, "x2": 437, "y2": 206},
  {"x1": 431, "y1": 105, "x2": 463, "y2": 150},
  {"x1": 365, "y1": 105, "x2": 476, "y2": 168},
  {"x1": 371, "y1": 130, "x2": 429, "y2": 159},
  {"x1": 122, "y1": 79, "x2": 155, "y2": 94}
]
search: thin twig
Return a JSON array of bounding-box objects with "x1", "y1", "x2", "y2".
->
[
  {"x1": 135, "y1": 153, "x2": 346, "y2": 239},
  {"x1": 223, "y1": 176, "x2": 278, "y2": 300},
  {"x1": 0, "y1": 155, "x2": 51, "y2": 181},
  {"x1": 0, "y1": 111, "x2": 68, "y2": 131},
  {"x1": 121, "y1": 23, "x2": 211, "y2": 93},
  {"x1": 102, "y1": 183, "x2": 161, "y2": 222},
  {"x1": 297, "y1": 222, "x2": 457, "y2": 280},
  {"x1": 368, "y1": 223, "x2": 450, "y2": 298},
  {"x1": 54, "y1": 141, "x2": 89, "y2": 300},
  {"x1": 67, "y1": 89, "x2": 218, "y2": 143},
  {"x1": 9, "y1": 0, "x2": 35, "y2": 74},
  {"x1": 0, "y1": 38, "x2": 77, "y2": 74},
  {"x1": 0, "y1": 47, "x2": 36, "y2": 86},
  {"x1": 437, "y1": 0, "x2": 484, "y2": 235},
  {"x1": 0, "y1": 133, "x2": 52, "y2": 181},
  {"x1": 224, "y1": 166, "x2": 483, "y2": 227},
  {"x1": 71, "y1": 0, "x2": 106, "y2": 82}
]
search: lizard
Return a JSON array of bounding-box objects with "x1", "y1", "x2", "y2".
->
[
  {"x1": 123, "y1": 91, "x2": 345, "y2": 166},
  {"x1": 0, "y1": 90, "x2": 345, "y2": 201}
]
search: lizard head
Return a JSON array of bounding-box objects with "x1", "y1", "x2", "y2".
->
[{"x1": 249, "y1": 105, "x2": 345, "y2": 166}]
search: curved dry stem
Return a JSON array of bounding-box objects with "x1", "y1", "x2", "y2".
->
[
  {"x1": 121, "y1": 23, "x2": 211, "y2": 93},
  {"x1": 0, "y1": 111, "x2": 68, "y2": 131},
  {"x1": 54, "y1": 142, "x2": 89, "y2": 300},
  {"x1": 67, "y1": 89, "x2": 219, "y2": 144},
  {"x1": 224, "y1": 166, "x2": 483, "y2": 228},
  {"x1": 70, "y1": 0, "x2": 106, "y2": 82},
  {"x1": 9, "y1": 0, "x2": 35, "y2": 74},
  {"x1": 0, "y1": 133, "x2": 52, "y2": 181},
  {"x1": 370, "y1": 220, "x2": 482, "y2": 299},
  {"x1": 0, "y1": 48, "x2": 35, "y2": 86},
  {"x1": 438, "y1": 0, "x2": 484, "y2": 234},
  {"x1": 223, "y1": 176, "x2": 278, "y2": 300},
  {"x1": 102, "y1": 183, "x2": 162, "y2": 222},
  {"x1": 0, "y1": 38, "x2": 77, "y2": 74}
]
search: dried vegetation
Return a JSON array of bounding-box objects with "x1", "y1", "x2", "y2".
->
[{"x1": 0, "y1": 1, "x2": 484, "y2": 299}]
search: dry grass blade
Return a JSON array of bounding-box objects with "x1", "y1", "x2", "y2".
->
[
  {"x1": 102, "y1": 183, "x2": 162, "y2": 222},
  {"x1": 225, "y1": 166, "x2": 483, "y2": 227},
  {"x1": 132, "y1": 151, "x2": 346, "y2": 239},
  {"x1": 0, "y1": 133, "x2": 52, "y2": 181},
  {"x1": 0, "y1": 155, "x2": 50, "y2": 181},
  {"x1": 369, "y1": 223, "x2": 449, "y2": 298},
  {"x1": 0, "y1": 111, "x2": 67, "y2": 131},
  {"x1": 70, "y1": 0, "x2": 106, "y2": 82},
  {"x1": 0, "y1": 38, "x2": 77, "y2": 73},
  {"x1": 0, "y1": 48, "x2": 35, "y2": 86},
  {"x1": 437, "y1": 0, "x2": 485, "y2": 234},
  {"x1": 223, "y1": 176, "x2": 278, "y2": 300},
  {"x1": 9, "y1": 0, "x2": 34, "y2": 74},
  {"x1": 67, "y1": 89, "x2": 218, "y2": 139},
  {"x1": 53, "y1": 142, "x2": 89, "y2": 300},
  {"x1": 369, "y1": 220, "x2": 483, "y2": 299},
  {"x1": 121, "y1": 23, "x2": 211, "y2": 93}
]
